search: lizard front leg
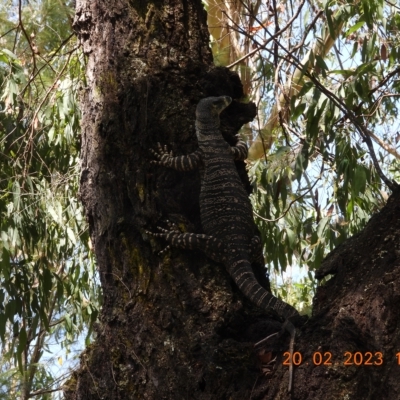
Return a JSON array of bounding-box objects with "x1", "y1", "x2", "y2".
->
[
  {"x1": 230, "y1": 140, "x2": 248, "y2": 161},
  {"x1": 150, "y1": 143, "x2": 203, "y2": 171}
]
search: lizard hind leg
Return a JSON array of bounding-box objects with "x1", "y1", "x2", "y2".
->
[{"x1": 146, "y1": 222, "x2": 226, "y2": 263}]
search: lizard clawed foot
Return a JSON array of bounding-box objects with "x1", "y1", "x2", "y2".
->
[
  {"x1": 146, "y1": 220, "x2": 181, "y2": 255},
  {"x1": 150, "y1": 143, "x2": 174, "y2": 165},
  {"x1": 146, "y1": 228, "x2": 172, "y2": 255},
  {"x1": 158, "y1": 245, "x2": 171, "y2": 255}
]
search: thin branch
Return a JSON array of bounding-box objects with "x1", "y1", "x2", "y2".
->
[
  {"x1": 21, "y1": 52, "x2": 73, "y2": 170},
  {"x1": 18, "y1": 0, "x2": 37, "y2": 73},
  {"x1": 333, "y1": 43, "x2": 345, "y2": 70},
  {"x1": 254, "y1": 172, "x2": 321, "y2": 223},
  {"x1": 28, "y1": 386, "x2": 62, "y2": 397},
  {"x1": 384, "y1": 0, "x2": 400, "y2": 10},
  {"x1": 226, "y1": 0, "x2": 306, "y2": 68},
  {"x1": 26, "y1": 263, "x2": 65, "y2": 398},
  {"x1": 0, "y1": 26, "x2": 18, "y2": 40},
  {"x1": 368, "y1": 66, "x2": 400, "y2": 96},
  {"x1": 19, "y1": 33, "x2": 76, "y2": 97}
]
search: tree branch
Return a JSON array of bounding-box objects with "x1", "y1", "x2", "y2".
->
[{"x1": 226, "y1": 0, "x2": 306, "y2": 68}]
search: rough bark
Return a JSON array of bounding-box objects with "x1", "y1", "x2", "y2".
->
[
  {"x1": 66, "y1": 1, "x2": 271, "y2": 399},
  {"x1": 66, "y1": 0, "x2": 400, "y2": 399}
]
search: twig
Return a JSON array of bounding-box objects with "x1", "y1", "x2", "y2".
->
[
  {"x1": 254, "y1": 331, "x2": 279, "y2": 347},
  {"x1": 253, "y1": 172, "x2": 321, "y2": 222},
  {"x1": 226, "y1": 0, "x2": 306, "y2": 68},
  {"x1": 109, "y1": 272, "x2": 132, "y2": 299},
  {"x1": 19, "y1": 33, "x2": 75, "y2": 98},
  {"x1": 369, "y1": 66, "x2": 400, "y2": 96},
  {"x1": 384, "y1": 0, "x2": 400, "y2": 10},
  {"x1": 21, "y1": 52, "x2": 73, "y2": 171},
  {"x1": 29, "y1": 387, "x2": 62, "y2": 397},
  {"x1": 18, "y1": 0, "x2": 37, "y2": 73},
  {"x1": 0, "y1": 26, "x2": 18, "y2": 40}
]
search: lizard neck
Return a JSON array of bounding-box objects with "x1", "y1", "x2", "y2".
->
[
  {"x1": 195, "y1": 119, "x2": 219, "y2": 133},
  {"x1": 195, "y1": 121, "x2": 229, "y2": 155}
]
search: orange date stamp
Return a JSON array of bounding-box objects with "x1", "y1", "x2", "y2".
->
[{"x1": 282, "y1": 351, "x2": 387, "y2": 366}]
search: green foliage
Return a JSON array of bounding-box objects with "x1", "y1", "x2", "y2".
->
[
  {"x1": 213, "y1": 0, "x2": 400, "y2": 303},
  {"x1": 270, "y1": 272, "x2": 316, "y2": 315},
  {"x1": 0, "y1": 0, "x2": 100, "y2": 398}
]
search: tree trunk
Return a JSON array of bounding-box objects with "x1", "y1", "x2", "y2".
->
[
  {"x1": 66, "y1": 1, "x2": 267, "y2": 399},
  {"x1": 66, "y1": 0, "x2": 400, "y2": 399}
]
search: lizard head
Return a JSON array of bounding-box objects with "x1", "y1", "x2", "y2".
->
[{"x1": 195, "y1": 96, "x2": 232, "y2": 126}]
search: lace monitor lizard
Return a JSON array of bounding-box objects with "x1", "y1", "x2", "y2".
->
[{"x1": 148, "y1": 96, "x2": 300, "y2": 390}]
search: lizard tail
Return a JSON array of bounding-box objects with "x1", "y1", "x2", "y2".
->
[{"x1": 228, "y1": 258, "x2": 299, "y2": 320}]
